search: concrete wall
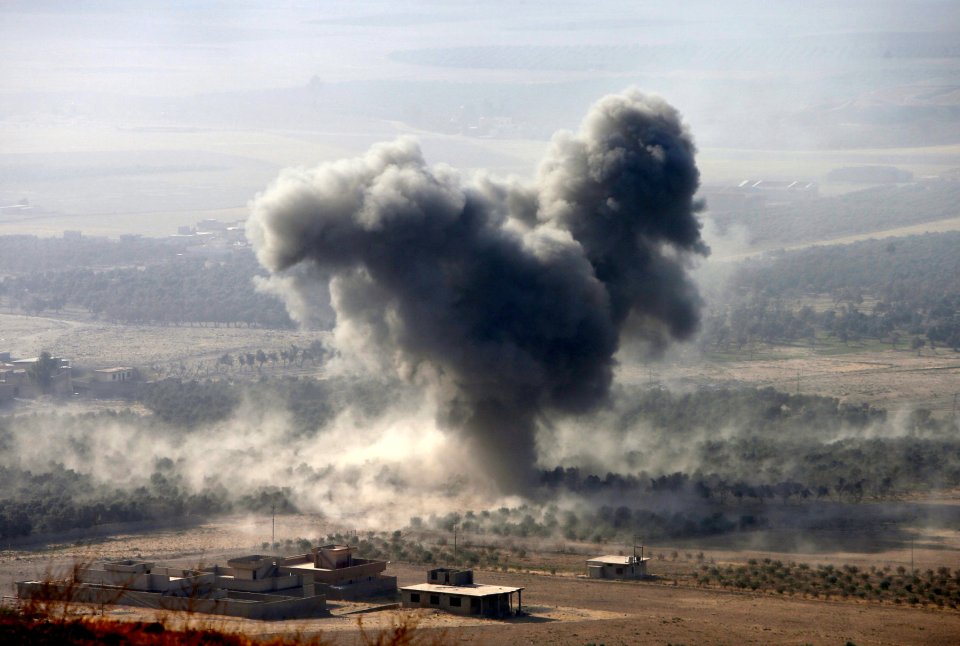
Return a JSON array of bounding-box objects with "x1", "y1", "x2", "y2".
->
[
  {"x1": 400, "y1": 589, "x2": 513, "y2": 617},
  {"x1": 313, "y1": 546, "x2": 352, "y2": 569},
  {"x1": 76, "y1": 568, "x2": 216, "y2": 595},
  {"x1": 586, "y1": 561, "x2": 646, "y2": 579},
  {"x1": 320, "y1": 575, "x2": 397, "y2": 601},
  {"x1": 213, "y1": 574, "x2": 303, "y2": 594},
  {"x1": 427, "y1": 568, "x2": 473, "y2": 585},
  {"x1": 401, "y1": 589, "x2": 474, "y2": 617},
  {"x1": 281, "y1": 559, "x2": 386, "y2": 585},
  {"x1": 225, "y1": 556, "x2": 278, "y2": 581},
  {"x1": 16, "y1": 581, "x2": 326, "y2": 621}
]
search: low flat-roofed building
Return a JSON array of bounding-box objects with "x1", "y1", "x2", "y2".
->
[
  {"x1": 586, "y1": 554, "x2": 650, "y2": 579},
  {"x1": 84, "y1": 366, "x2": 139, "y2": 398},
  {"x1": 401, "y1": 569, "x2": 523, "y2": 617},
  {"x1": 1, "y1": 355, "x2": 72, "y2": 398},
  {"x1": 16, "y1": 559, "x2": 326, "y2": 620},
  {"x1": 92, "y1": 367, "x2": 136, "y2": 382}
]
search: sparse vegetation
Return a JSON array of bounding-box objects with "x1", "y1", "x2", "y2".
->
[{"x1": 694, "y1": 560, "x2": 960, "y2": 609}]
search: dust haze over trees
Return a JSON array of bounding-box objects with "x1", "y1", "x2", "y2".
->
[{"x1": 2, "y1": 374, "x2": 959, "y2": 542}]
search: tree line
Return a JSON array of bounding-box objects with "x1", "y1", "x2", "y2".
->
[
  {"x1": 0, "y1": 461, "x2": 296, "y2": 540},
  {"x1": 0, "y1": 235, "x2": 336, "y2": 329},
  {"x1": 2, "y1": 252, "x2": 298, "y2": 328}
]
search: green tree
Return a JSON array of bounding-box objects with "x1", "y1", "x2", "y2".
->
[
  {"x1": 217, "y1": 353, "x2": 234, "y2": 372},
  {"x1": 27, "y1": 351, "x2": 59, "y2": 394},
  {"x1": 911, "y1": 336, "x2": 925, "y2": 356}
]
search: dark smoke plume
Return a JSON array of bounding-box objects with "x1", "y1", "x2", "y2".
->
[{"x1": 248, "y1": 90, "x2": 707, "y2": 490}]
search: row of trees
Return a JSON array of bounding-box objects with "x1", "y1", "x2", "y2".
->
[
  {"x1": 539, "y1": 468, "x2": 901, "y2": 506},
  {"x1": 215, "y1": 340, "x2": 332, "y2": 373},
  {"x1": 416, "y1": 505, "x2": 745, "y2": 543}
]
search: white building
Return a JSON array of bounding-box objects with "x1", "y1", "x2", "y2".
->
[{"x1": 586, "y1": 554, "x2": 649, "y2": 579}]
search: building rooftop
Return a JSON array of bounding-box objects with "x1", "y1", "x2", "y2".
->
[
  {"x1": 587, "y1": 555, "x2": 651, "y2": 565},
  {"x1": 401, "y1": 583, "x2": 523, "y2": 597}
]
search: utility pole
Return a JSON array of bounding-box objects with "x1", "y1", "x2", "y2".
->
[
  {"x1": 271, "y1": 503, "x2": 276, "y2": 547},
  {"x1": 453, "y1": 526, "x2": 458, "y2": 561}
]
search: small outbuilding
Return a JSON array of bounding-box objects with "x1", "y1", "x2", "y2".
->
[
  {"x1": 401, "y1": 568, "x2": 523, "y2": 617},
  {"x1": 586, "y1": 554, "x2": 649, "y2": 579}
]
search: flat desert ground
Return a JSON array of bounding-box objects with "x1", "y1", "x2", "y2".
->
[{"x1": 2, "y1": 515, "x2": 960, "y2": 645}]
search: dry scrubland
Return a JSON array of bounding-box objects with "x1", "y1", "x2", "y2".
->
[{"x1": 3, "y1": 515, "x2": 960, "y2": 645}]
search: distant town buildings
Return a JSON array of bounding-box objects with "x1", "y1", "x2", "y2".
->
[
  {"x1": 700, "y1": 179, "x2": 819, "y2": 214},
  {"x1": 171, "y1": 218, "x2": 246, "y2": 246}
]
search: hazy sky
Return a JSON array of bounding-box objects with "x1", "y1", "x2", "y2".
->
[{"x1": 2, "y1": 1, "x2": 958, "y2": 234}]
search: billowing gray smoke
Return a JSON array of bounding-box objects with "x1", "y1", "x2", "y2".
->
[{"x1": 248, "y1": 90, "x2": 708, "y2": 491}]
